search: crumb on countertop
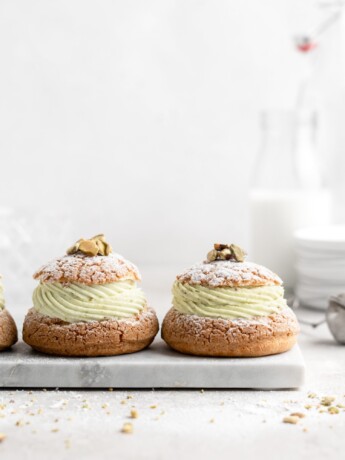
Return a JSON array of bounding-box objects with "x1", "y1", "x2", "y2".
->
[{"x1": 121, "y1": 422, "x2": 133, "y2": 434}]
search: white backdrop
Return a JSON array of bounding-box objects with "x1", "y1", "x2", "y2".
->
[{"x1": 0, "y1": 0, "x2": 340, "y2": 284}]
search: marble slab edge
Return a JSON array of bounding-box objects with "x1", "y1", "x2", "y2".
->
[{"x1": 0, "y1": 341, "x2": 305, "y2": 390}]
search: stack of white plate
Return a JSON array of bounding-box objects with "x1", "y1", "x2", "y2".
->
[{"x1": 294, "y1": 225, "x2": 345, "y2": 310}]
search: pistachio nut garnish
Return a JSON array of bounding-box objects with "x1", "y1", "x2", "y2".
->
[
  {"x1": 214, "y1": 243, "x2": 229, "y2": 251},
  {"x1": 207, "y1": 249, "x2": 218, "y2": 262},
  {"x1": 95, "y1": 239, "x2": 106, "y2": 256},
  {"x1": 66, "y1": 239, "x2": 82, "y2": 256},
  {"x1": 230, "y1": 244, "x2": 245, "y2": 262},
  {"x1": 66, "y1": 234, "x2": 113, "y2": 257},
  {"x1": 206, "y1": 243, "x2": 246, "y2": 263},
  {"x1": 78, "y1": 240, "x2": 99, "y2": 256},
  {"x1": 218, "y1": 248, "x2": 231, "y2": 260},
  {"x1": 91, "y1": 234, "x2": 106, "y2": 243}
]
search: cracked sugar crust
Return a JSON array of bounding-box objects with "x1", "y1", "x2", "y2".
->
[
  {"x1": 0, "y1": 309, "x2": 18, "y2": 351},
  {"x1": 23, "y1": 307, "x2": 159, "y2": 357},
  {"x1": 161, "y1": 306, "x2": 299, "y2": 357},
  {"x1": 176, "y1": 260, "x2": 283, "y2": 287},
  {"x1": 34, "y1": 253, "x2": 141, "y2": 285}
]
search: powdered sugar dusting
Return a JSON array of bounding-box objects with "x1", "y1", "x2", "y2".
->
[
  {"x1": 176, "y1": 260, "x2": 282, "y2": 287},
  {"x1": 34, "y1": 253, "x2": 141, "y2": 285}
]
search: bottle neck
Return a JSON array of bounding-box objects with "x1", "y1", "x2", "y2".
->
[
  {"x1": 295, "y1": 111, "x2": 321, "y2": 188},
  {"x1": 252, "y1": 110, "x2": 322, "y2": 191}
]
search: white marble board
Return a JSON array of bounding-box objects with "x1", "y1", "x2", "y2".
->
[{"x1": 0, "y1": 339, "x2": 304, "y2": 389}]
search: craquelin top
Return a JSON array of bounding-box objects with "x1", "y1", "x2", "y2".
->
[
  {"x1": 34, "y1": 253, "x2": 141, "y2": 285},
  {"x1": 176, "y1": 260, "x2": 282, "y2": 288}
]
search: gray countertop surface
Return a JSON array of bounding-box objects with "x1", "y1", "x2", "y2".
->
[{"x1": 0, "y1": 286, "x2": 344, "y2": 460}]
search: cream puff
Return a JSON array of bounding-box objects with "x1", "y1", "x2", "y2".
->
[
  {"x1": 162, "y1": 244, "x2": 299, "y2": 357},
  {"x1": 0, "y1": 275, "x2": 18, "y2": 351},
  {"x1": 23, "y1": 235, "x2": 159, "y2": 356}
]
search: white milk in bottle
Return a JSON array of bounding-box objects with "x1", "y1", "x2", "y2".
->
[{"x1": 249, "y1": 110, "x2": 331, "y2": 290}]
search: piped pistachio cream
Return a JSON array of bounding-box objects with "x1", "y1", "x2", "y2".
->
[
  {"x1": 33, "y1": 280, "x2": 147, "y2": 323},
  {"x1": 0, "y1": 278, "x2": 5, "y2": 310},
  {"x1": 172, "y1": 281, "x2": 287, "y2": 320}
]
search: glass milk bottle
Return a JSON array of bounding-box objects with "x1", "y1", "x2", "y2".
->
[{"x1": 249, "y1": 109, "x2": 331, "y2": 291}]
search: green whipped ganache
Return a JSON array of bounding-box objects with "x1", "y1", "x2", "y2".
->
[
  {"x1": 172, "y1": 281, "x2": 287, "y2": 319},
  {"x1": 33, "y1": 280, "x2": 147, "y2": 323},
  {"x1": 0, "y1": 279, "x2": 5, "y2": 310}
]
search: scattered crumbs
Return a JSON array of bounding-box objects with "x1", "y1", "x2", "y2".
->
[
  {"x1": 308, "y1": 393, "x2": 317, "y2": 399},
  {"x1": 220, "y1": 402, "x2": 224, "y2": 406},
  {"x1": 108, "y1": 388, "x2": 113, "y2": 392},
  {"x1": 11, "y1": 410, "x2": 17, "y2": 414},
  {"x1": 130, "y1": 409, "x2": 138, "y2": 419},
  {"x1": 43, "y1": 389, "x2": 47, "y2": 392},
  {"x1": 51, "y1": 428, "x2": 59, "y2": 433},
  {"x1": 121, "y1": 423, "x2": 133, "y2": 434},
  {"x1": 303, "y1": 428, "x2": 308, "y2": 433},
  {"x1": 160, "y1": 410, "x2": 165, "y2": 416},
  {"x1": 319, "y1": 410, "x2": 326, "y2": 414},
  {"x1": 0, "y1": 433, "x2": 6, "y2": 443},
  {"x1": 0, "y1": 404, "x2": 6, "y2": 410},
  {"x1": 321, "y1": 396, "x2": 335, "y2": 407},
  {"x1": 127, "y1": 395, "x2": 133, "y2": 400},
  {"x1": 106, "y1": 411, "x2": 111, "y2": 415},
  {"x1": 200, "y1": 389, "x2": 205, "y2": 394},
  {"x1": 304, "y1": 405, "x2": 313, "y2": 410},
  {"x1": 283, "y1": 416, "x2": 299, "y2": 424},
  {"x1": 37, "y1": 409, "x2": 43, "y2": 415},
  {"x1": 15, "y1": 420, "x2": 24, "y2": 427},
  {"x1": 120, "y1": 400, "x2": 127, "y2": 405},
  {"x1": 150, "y1": 405, "x2": 157, "y2": 409},
  {"x1": 337, "y1": 404, "x2": 345, "y2": 409},
  {"x1": 82, "y1": 404, "x2": 90, "y2": 409},
  {"x1": 65, "y1": 439, "x2": 71, "y2": 449},
  {"x1": 290, "y1": 412, "x2": 305, "y2": 419},
  {"x1": 209, "y1": 418, "x2": 215, "y2": 424},
  {"x1": 101, "y1": 404, "x2": 108, "y2": 409},
  {"x1": 328, "y1": 407, "x2": 339, "y2": 415}
]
